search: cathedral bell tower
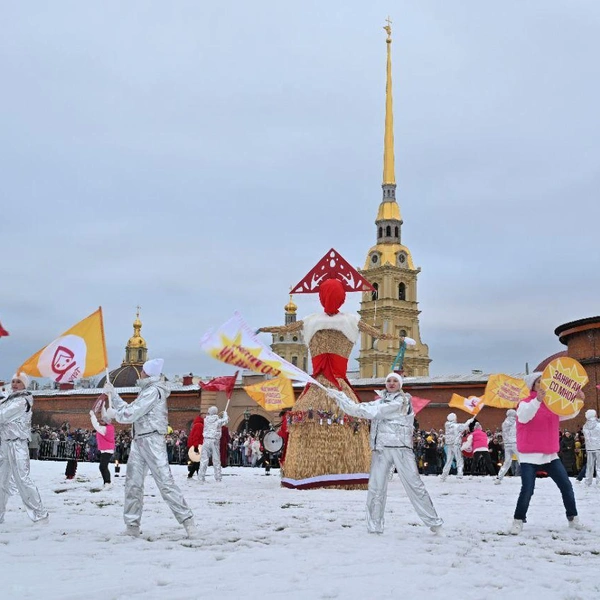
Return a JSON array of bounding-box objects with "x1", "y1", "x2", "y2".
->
[
  {"x1": 358, "y1": 21, "x2": 431, "y2": 379},
  {"x1": 270, "y1": 295, "x2": 308, "y2": 372}
]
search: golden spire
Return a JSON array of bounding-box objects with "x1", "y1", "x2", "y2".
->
[{"x1": 383, "y1": 17, "x2": 396, "y2": 185}]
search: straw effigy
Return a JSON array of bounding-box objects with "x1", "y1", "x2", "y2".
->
[{"x1": 257, "y1": 323, "x2": 372, "y2": 490}]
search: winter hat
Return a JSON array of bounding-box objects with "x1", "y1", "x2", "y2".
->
[
  {"x1": 143, "y1": 358, "x2": 164, "y2": 377},
  {"x1": 12, "y1": 372, "x2": 30, "y2": 388},
  {"x1": 523, "y1": 372, "x2": 542, "y2": 392},
  {"x1": 208, "y1": 406, "x2": 218, "y2": 415},
  {"x1": 318, "y1": 278, "x2": 346, "y2": 315},
  {"x1": 506, "y1": 409, "x2": 517, "y2": 418},
  {"x1": 385, "y1": 372, "x2": 403, "y2": 386},
  {"x1": 473, "y1": 422, "x2": 482, "y2": 430},
  {"x1": 585, "y1": 409, "x2": 597, "y2": 420},
  {"x1": 447, "y1": 413, "x2": 457, "y2": 422}
]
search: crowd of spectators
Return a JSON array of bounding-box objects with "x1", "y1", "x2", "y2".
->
[{"x1": 13, "y1": 420, "x2": 590, "y2": 478}]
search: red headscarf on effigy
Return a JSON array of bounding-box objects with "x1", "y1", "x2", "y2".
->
[{"x1": 318, "y1": 278, "x2": 346, "y2": 315}]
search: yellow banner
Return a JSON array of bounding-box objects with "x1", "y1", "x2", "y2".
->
[
  {"x1": 20, "y1": 308, "x2": 108, "y2": 382},
  {"x1": 540, "y1": 357, "x2": 588, "y2": 417},
  {"x1": 244, "y1": 376, "x2": 296, "y2": 412},
  {"x1": 483, "y1": 374, "x2": 530, "y2": 408},
  {"x1": 449, "y1": 393, "x2": 484, "y2": 416}
]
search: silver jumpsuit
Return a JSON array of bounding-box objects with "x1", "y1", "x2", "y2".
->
[
  {"x1": 199, "y1": 413, "x2": 229, "y2": 482},
  {"x1": 441, "y1": 417, "x2": 471, "y2": 480},
  {"x1": 0, "y1": 390, "x2": 48, "y2": 523},
  {"x1": 333, "y1": 390, "x2": 443, "y2": 534},
  {"x1": 582, "y1": 414, "x2": 600, "y2": 486},
  {"x1": 111, "y1": 377, "x2": 194, "y2": 529},
  {"x1": 497, "y1": 411, "x2": 518, "y2": 481}
]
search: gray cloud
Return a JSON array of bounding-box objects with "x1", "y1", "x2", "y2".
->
[{"x1": 2, "y1": 1, "x2": 599, "y2": 380}]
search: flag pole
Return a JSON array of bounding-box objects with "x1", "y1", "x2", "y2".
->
[{"x1": 105, "y1": 368, "x2": 113, "y2": 409}]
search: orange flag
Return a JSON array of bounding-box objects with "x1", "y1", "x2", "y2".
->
[
  {"x1": 449, "y1": 393, "x2": 484, "y2": 416},
  {"x1": 19, "y1": 308, "x2": 108, "y2": 383}
]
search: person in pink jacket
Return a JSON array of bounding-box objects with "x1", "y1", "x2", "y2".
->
[
  {"x1": 510, "y1": 372, "x2": 585, "y2": 535},
  {"x1": 89, "y1": 409, "x2": 116, "y2": 486}
]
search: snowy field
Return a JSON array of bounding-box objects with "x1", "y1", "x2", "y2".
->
[{"x1": 2, "y1": 462, "x2": 599, "y2": 600}]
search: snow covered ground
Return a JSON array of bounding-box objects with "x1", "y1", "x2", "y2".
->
[{"x1": 2, "y1": 462, "x2": 599, "y2": 600}]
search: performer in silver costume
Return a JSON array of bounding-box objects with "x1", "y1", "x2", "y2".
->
[
  {"x1": 582, "y1": 410, "x2": 600, "y2": 486},
  {"x1": 330, "y1": 373, "x2": 443, "y2": 534},
  {"x1": 198, "y1": 406, "x2": 228, "y2": 482},
  {"x1": 105, "y1": 358, "x2": 197, "y2": 538},
  {"x1": 0, "y1": 373, "x2": 48, "y2": 524},
  {"x1": 495, "y1": 409, "x2": 518, "y2": 483},
  {"x1": 440, "y1": 413, "x2": 473, "y2": 481}
]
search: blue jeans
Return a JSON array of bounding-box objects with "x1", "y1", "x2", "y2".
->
[{"x1": 514, "y1": 459, "x2": 577, "y2": 522}]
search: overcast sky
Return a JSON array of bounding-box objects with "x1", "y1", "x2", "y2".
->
[{"x1": 2, "y1": 1, "x2": 599, "y2": 381}]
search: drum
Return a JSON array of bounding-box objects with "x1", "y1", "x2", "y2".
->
[
  {"x1": 263, "y1": 430, "x2": 283, "y2": 453},
  {"x1": 188, "y1": 446, "x2": 202, "y2": 462}
]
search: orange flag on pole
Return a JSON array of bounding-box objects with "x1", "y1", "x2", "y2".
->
[
  {"x1": 449, "y1": 393, "x2": 484, "y2": 416},
  {"x1": 19, "y1": 308, "x2": 108, "y2": 383}
]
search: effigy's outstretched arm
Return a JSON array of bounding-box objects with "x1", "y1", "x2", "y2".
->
[
  {"x1": 256, "y1": 320, "x2": 304, "y2": 334},
  {"x1": 358, "y1": 319, "x2": 395, "y2": 340}
]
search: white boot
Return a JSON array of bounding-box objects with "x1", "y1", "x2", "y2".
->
[
  {"x1": 509, "y1": 519, "x2": 523, "y2": 535},
  {"x1": 183, "y1": 518, "x2": 199, "y2": 539},
  {"x1": 125, "y1": 525, "x2": 141, "y2": 537},
  {"x1": 568, "y1": 516, "x2": 585, "y2": 530}
]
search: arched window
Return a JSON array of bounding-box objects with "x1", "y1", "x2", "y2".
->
[
  {"x1": 398, "y1": 282, "x2": 406, "y2": 300},
  {"x1": 138, "y1": 349, "x2": 143, "y2": 361},
  {"x1": 394, "y1": 226, "x2": 399, "y2": 237},
  {"x1": 372, "y1": 282, "x2": 379, "y2": 301},
  {"x1": 378, "y1": 226, "x2": 383, "y2": 238},
  {"x1": 303, "y1": 356, "x2": 307, "y2": 371},
  {"x1": 386, "y1": 225, "x2": 391, "y2": 236},
  {"x1": 291, "y1": 356, "x2": 298, "y2": 366}
]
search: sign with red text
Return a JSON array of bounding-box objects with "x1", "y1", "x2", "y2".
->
[
  {"x1": 540, "y1": 357, "x2": 588, "y2": 417},
  {"x1": 483, "y1": 374, "x2": 530, "y2": 408}
]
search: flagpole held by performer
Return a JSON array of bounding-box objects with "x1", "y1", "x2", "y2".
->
[
  {"x1": 329, "y1": 373, "x2": 443, "y2": 534},
  {"x1": 0, "y1": 373, "x2": 49, "y2": 525},
  {"x1": 104, "y1": 358, "x2": 198, "y2": 538}
]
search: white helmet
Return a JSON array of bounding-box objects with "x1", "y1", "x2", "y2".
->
[
  {"x1": 507, "y1": 409, "x2": 517, "y2": 418},
  {"x1": 208, "y1": 406, "x2": 218, "y2": 415},
  {"x1": 447, "y1": 413, "x2": 457, "y2": 422},
  {"x1": 585, "y1": 409, "x2": 597, "y2": 420}
]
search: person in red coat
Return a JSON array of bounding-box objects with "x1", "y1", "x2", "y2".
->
[
  {"x1": 220, "y1": 426, "x2": 230, "y2": 468},
  {"x1": 187, "y1": 416, "x2": 204, "y2": 479},
  {"x1": 277, "y1": 408, "x2": 290, "y2": 468}
]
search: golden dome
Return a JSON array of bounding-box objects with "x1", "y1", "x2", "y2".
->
[
  {"x1": 285, "y1": 295, "x2": 297, "y2": 314},
  {"x1": 364, "y1": 243, "x2": 415, "y2": 270},
  {"x1": 376, "y1": 200, "x2": 401, "y2": 222}
]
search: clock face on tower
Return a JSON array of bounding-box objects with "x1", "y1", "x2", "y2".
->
[
  {"x1": 398, "y1": 254, "x2": 406, "y2": 264},
  {"x1": 371, "y1": 254, "x2": 379, "y2": 264}
]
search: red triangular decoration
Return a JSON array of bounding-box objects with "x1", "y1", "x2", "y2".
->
[
  {"x1": 291, "y1": 248, "x2": 375, "y2": 294},
  {"x1": 0, "y1": 320, "x2": 9, "y2": 337}
]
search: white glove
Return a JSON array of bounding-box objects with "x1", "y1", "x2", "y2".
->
[
  {"x1": 104, "y1": 407, "x2": 117, "y2": 420},
  {"x1": 89, "y1": 410, "x2": 95, "y2": 418},
  {"x1": 222, "y1": 411, "x2": 228, "y2": 419},
  {"x1": 103, "y1": 382, "x2": 115, "y2": 395}
]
